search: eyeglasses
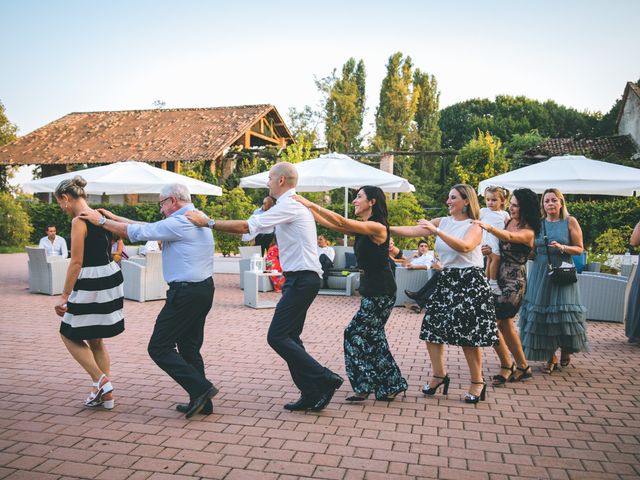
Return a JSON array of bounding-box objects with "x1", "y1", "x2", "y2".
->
[{"x1": 158, "y1": 197, "x2": 172, "y2": 207}]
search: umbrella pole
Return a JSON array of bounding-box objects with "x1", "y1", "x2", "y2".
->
[{"x1": 343, "y1": 187, "x2": 348, "y2": 246}]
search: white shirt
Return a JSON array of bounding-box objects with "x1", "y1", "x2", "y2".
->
[
  {"x1": 252, "y1": 206, "x2": 275, "y2": 234},
  {"x1": 38, "y1": 235, "x2": 68, "y2": 257},
  {"x1": 436, "y1": 217, "x2": 483, "y2": 268},
  {"x1": 410, "y1": 251, "x2": 436, "y2": 268},
  {"x1": 480, "y1": 208, "x2": 510, "y2": 228},
  {"x1": 317, "y1": 246, "x2": 335, "y2": 262},
  {"x1": 246, "y1": 188, "x2": 323, "y2": 277}
]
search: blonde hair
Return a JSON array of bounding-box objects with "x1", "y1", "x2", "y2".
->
[
  {"x1": 541, "y1": 188, "x2": 569, "y2": 219},
  {"x1": 452, "y1": 184, "x2": 480, "y2": 220},
  {"x1": 483, "y1": 186, "x2": 509, "y2": 209},
  {"x1": 55, "y1": 175, "x2": 87, "y2": 199}
]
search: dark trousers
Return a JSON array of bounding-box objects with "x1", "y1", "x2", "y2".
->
[
  {"x1": 255, "y1": 233, "x2": 275, "y2": 256},
  {"x1": 319, "y1": 254, "x2": 334, "y2": 287},
  {"x1": 148, "y1": 277, "x2": 215, "y2": 401},
  {"x1": 267, "y1": 271, "x2": 331, "y2": 397},
  {"x1": 411, "y1": 270, "x2": 441, "y2": 307}
]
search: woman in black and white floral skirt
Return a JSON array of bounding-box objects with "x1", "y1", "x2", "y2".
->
[{"x1": 392, "y1": 184, "x2": 498, "y2": 403}]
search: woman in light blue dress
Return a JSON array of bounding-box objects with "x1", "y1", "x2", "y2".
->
[{"x1": 518, "y1": 188, "x2": 588, "y2": 373}]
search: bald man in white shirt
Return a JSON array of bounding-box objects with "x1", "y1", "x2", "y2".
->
[{"x1": 186, "y1": 162, "x2": 343, "y2": 412}]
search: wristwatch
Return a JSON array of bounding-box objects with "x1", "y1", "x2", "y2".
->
[
  {"x1": 435, "y1": 227, "x2": 441, "y2": 235},
  {"x1": 98, "y1": 215, "x2": 107, "y2": 225},
  {"x1": 207, "y1": 219, "x2": 216, "y2": 230}
]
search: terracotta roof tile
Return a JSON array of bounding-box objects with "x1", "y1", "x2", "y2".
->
[
  {"x1": 0, "y1": 105, "x2": 293, "y2": 165},
  {"x1": 524, "y1": 134, "x2": 638, "y2": 159}
]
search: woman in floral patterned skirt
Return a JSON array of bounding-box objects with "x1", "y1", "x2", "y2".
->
[
  {"x1": 293, "y1": 187, "x2": 407, "y2": 402},
  {"x1": 392, "y1": 184, "x2": 498, "y2": 403}
]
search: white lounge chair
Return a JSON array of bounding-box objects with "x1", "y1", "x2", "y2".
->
[
  {"x1": 26, "y1": 246, "x2": 70, "y2": 295},
  {"x1": 578, "y1": 265, "x2": 637, "y2": 323},
  {"x1": 394, "y1": 267, "x2": 435, "y2": 306},
  {"x1": 121, "y1": 251, "x2": 168, "y2": 302}
]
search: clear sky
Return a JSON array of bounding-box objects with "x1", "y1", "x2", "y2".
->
[{"x1": 2, "y1": 0, "x2": 639, "y2": 140}]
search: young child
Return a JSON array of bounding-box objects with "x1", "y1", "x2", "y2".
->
[{"x1": 480, "y1": 187, "x2": 510, "y2": 294}]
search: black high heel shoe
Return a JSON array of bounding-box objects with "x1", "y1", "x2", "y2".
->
[
  {"x1": 421, "y1": 375, "x2": 450, "y2": 396},
  {"x1": 509, "y1": 365, "x2": 532, "y2": 383},
  {"x1": 378, "y1": 388, "x2": 407, "y2": 402},
  {"x1": 464, "y1": 381, "x2": 487, "y2": 404},
  {"x1": 345, "y1": 392, "x2": 370, "y2": 402},
  {"x1": 492, "y1": 363, "x2": 515, "y2": 386}
]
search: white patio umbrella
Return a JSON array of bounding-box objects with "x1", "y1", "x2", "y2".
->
[
  {"x1": 478, "y1": 155, "x2": 640, "y2": 196},
  {"x1": 240, "y1": 153, "x2": 415, "y2": 245},
  {"x1": 23, "y1": 160, "x2": 222, "y2": 196}
]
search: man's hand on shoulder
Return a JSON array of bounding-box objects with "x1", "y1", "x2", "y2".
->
[
  {"x1": 78, "y1": 209, "x2": 103, "y2": 226},
  {"x1": 185, "y1": 210, "x2": 210, "y2": 227},
  {"x1": 97, "y1": 208, "x2": 116, "y2": 220}
]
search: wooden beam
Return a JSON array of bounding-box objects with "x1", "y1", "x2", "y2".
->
[
  {"x1": 244, "y1": 131, "x2": 251, "y2": 148},
  {"x1": 248, "y1": 131, "x2": 281, "y2": 145}
]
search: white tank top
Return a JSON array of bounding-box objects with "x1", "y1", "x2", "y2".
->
[{"x1": 435, "y1": 217, "x2": 483, "y2": 268}]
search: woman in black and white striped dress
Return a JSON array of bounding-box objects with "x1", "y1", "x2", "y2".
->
[{"x1": 53, "y1": 176, "x2": 124, "y2": 409}]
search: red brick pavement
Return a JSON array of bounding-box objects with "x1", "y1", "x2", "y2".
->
[{"x1": 0, "y1": 253, "x2": 639, "y2": 479}]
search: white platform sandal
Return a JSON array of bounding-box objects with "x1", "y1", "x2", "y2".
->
[{"x1": 84, "y1": 374, "x2": 114, "y2": 409}]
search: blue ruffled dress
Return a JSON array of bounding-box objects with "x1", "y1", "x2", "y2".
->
[{"x1": 518, "y1": 218, "x2": 588, "y2": 361}]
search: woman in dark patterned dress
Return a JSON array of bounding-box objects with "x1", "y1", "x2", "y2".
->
[
  {"x1": 475, "y1": 188, "x2": 540, "y2": 385},
  {"x1": 392, "y1": 184, "x2": 498, "y2": 403},
  {"x1": 293, "y1": 187, "x2": 407, "y2": 402},
  {"x1": 53, "y1": 176, "x2": 125, "y2": 409}
]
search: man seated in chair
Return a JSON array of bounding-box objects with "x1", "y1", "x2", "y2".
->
[
  {"x1": 317, "y1": 235, "x2": 335, "y2": 288},
  {"x1": 403, "y1": 239, "x2": 436, "y2": 270},
  {"x1": 38, "y1": 224, "x2": 68, "y2": 258}
]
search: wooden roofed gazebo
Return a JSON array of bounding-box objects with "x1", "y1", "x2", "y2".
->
[{"x1": 0, "y1": 104, "x2": 294, "y2": 181}]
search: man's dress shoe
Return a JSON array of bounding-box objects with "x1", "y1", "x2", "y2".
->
[
  {"x1": 283, "y1": 396, "x2": 317, "y2": 411},
  {"x1": 185, "y1": 385, "x2": 219, "y2": 419},
  {"x1": 176, "y1": 400, "x2": 213, "y2": 415},
  {"x1": 311, "y1": 373, "x2": 344, "y2": 411}
]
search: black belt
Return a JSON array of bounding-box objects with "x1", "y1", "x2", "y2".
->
[
  {"x1": 168, "y1": 276, "x2": 213, "y2": 289},
  {"x1": 282, "y1": 270, "x2": 317, "y2": 276}
]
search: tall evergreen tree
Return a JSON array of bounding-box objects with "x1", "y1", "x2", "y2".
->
[
  {"x1": 0, "y1": 101, "x2": 18, "y2": 192},
  {"x1": 320, "y1": 58, "x2": 366, "y2": 152},
  {"x1": 373, "y1": 52, "x2": 418, "y2": 151},
  {"x1": 411, "y1": 69, "x2": 441, "y2": 150}
]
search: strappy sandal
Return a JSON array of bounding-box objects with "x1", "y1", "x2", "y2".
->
[
  {"x1": 84, "y1": 374, "x2": 114, "y2": 409},
  {"x1": 509, "y1": 365, "x2": 532, "y2": 382},
  {"x1": 492, "y1": 363, "x2": 515, "y2": 386},
  {"x1": 560, "y1": 354, "x2": 571, "y2": 367},
  {"x1": 541, "y1": 358, "x2": 559, "y2": 374}
]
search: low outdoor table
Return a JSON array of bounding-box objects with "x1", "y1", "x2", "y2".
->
[{"x1": 243, "y1": 270, "x2": 281, "y2": 309}]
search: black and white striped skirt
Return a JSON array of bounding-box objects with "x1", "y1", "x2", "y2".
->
[{"x1": 60, "y1": 261, "x2": 125, "y2": 340}]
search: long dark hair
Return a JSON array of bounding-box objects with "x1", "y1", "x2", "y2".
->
[
  {"x1": 357, "y1": 186, "x2": 388, "y2": 227},
  {"x1": 513, "y1": 188, "x2": 541, "y2": 234}
]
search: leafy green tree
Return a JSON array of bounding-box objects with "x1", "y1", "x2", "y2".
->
[
  {"x1": 505, "y1": 129, "x2": 548, "y2": 168},
  {"x1": 439, "y1": 95, "x2": 601, "y2": 150},
  {"x1": 0, "y1": 100, "x2": 18, "y2": 192},
  {"x1": 387, "y1": 192, "x2": 425, "y2": 250},
  {"x1": 319, "y1": 58, "x2": 366, "y2": 152},
  {"x1": 205, "y1": 187, "x2": 256, "y2": 256},
  {"x1": 452, "y1": 131, "x2": 510, "y2": 189},
  {"x1": 594, "y1": 226, "x2": 636, "y2": 256},
  {"x1": 570, "y1": 197, "x2": 640, "y2": 250},
  {"x1": 287, "y1": 106, "x2": 321, "y2": 146},
  {"x1": 373, "y1": 52, "x2": 418, "y2": 151},
  {"x1": 0, "y1": 192, "x2": 33, "y2": 247}
]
